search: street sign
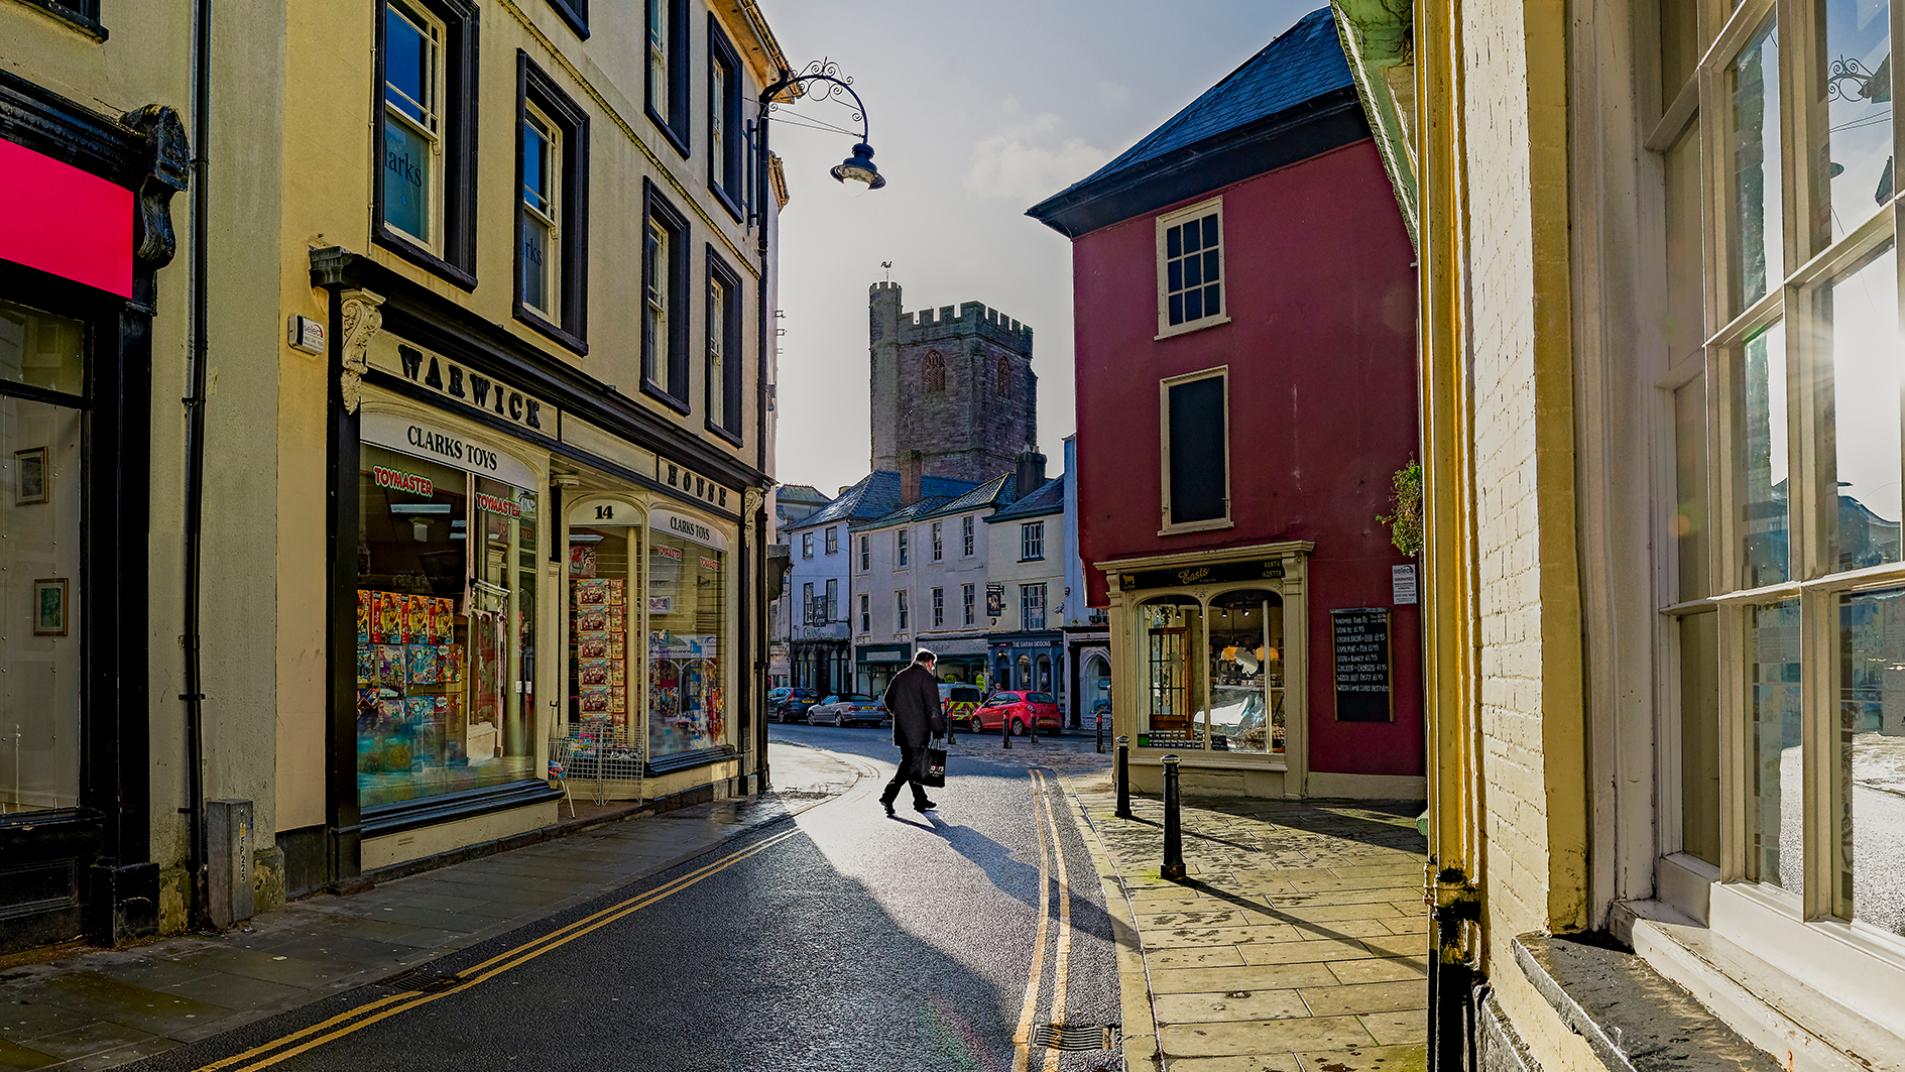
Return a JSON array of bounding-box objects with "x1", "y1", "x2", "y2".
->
[{"x1": 1391, "y1": 564, "x2": 1417, "y2": 605}]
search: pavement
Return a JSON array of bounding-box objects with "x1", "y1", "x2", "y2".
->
[{"x1": 1056, "y1": 770, "x2": 1430, "y2": 1072}]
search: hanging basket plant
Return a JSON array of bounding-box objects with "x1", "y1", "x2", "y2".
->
[{"x1": 1378, "y1": 457, "x2": 1423, "y2": 558}]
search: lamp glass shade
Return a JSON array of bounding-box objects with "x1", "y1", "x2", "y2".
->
[{"x1": 831, "y1": 142, "x2": 886, "y2": 189}]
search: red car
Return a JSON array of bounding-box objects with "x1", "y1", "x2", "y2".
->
[{"x1": 966, "y1": 690, "x2": 1061, "y2": 736}]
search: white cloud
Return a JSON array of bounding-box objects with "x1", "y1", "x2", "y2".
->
[{"x1": 963, "y1": 113, "x2": 1106, "y2": 202}]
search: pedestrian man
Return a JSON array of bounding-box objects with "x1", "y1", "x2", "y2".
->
[{"x1": 880, "y1": 648, "x2": 945, "y2": 816}]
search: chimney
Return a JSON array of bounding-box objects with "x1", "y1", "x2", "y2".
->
[
  {"x1": 900, "y1": 451, "x2": 923, "y2": 505},
  {"x1": 1015, "y1": 449, "x2": 1047, "y2": 498}
]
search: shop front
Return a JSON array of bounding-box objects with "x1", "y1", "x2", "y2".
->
[
  {"x1": 313, "y1": 251, "x2": 759, "y2": 883},
  {"x1": 856, "y1": 643, "x2": 909, "y2": 696},
  {"x1": 1101, "y1": 543, "x2": 1312, "y2": 798},
  {"x1": 0, "y1": 78, "x2": 186, "y2": 951},
  {"x1": 987, "y1": 633, "x2": 1065, "y2": 700},
  {"x1": 918, "y1": 636, "x2": 988, "y2": 685}
]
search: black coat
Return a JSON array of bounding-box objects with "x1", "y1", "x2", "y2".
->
[{"x1": 883, "y1": 664, "x2": 944, "y2": 748}]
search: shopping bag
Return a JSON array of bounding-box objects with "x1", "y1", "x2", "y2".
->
[{"x1": 920, "y1": 741, "x2": 947, "y2": 789}]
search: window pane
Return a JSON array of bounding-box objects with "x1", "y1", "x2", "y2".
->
[
  {"x1": 1836, "y1": 586, "x2": 1905, "y2": 935},
  {"x1": 1202, "y1": 214, "x2": 1218, "y2": 249},
  {"x1": 1204, "y1": 284, "x2": 1221, "y2": 314},
  {"x1": 1738, "y1": 324, "x2": 1790, "y2": 587},
  {"x1": 1209, "y1": 591, "x2": 1281, "y2": 755},
  {"x1": 1812, "y1": 0, "x2": 1894, "y2": 246},
  {"x1": 1203, "y1": 249, "x2": 1220, "y2": 283},
  {"x1": 1183, "y1": 221, "x2": 1201, "y2": 254},
  {"x1": 1729, "y1": 20, "x2": 1784, "y2": 311},
  {"x1": 385, "y1": 4, "x2": 431, "y2": 122},
  {"x1": 1168, "y1": 376, "x2": 1227, "y2": 524},
  {"x1": 648, "y1": 531, "x2": 725, "y2": 758},
  {"x1": 1748, "y1": 600, "x2": 1804, "y2": 894},
  {"x1": 1665, "y1": 130, "x2": 1705, "y2": 364},
  {"x1": 522, "y1": 217, "x2": 551, "y2": 312},
  {"x1": 1675, "y1": 376, "x2": 1711, "y2": 600},
  {"x1": 1138, "y1": 600, "x2": 1203, "y2": 747},
  {"x1": 1817, "y1": 245, "x2": 1904, "y2": 571},
  {"x1": 383, "y1": 115, "x2": 434, "y2": 242},
  {"x1": 1680, "y1": 611, "x2": 1721, "y2": 864},
  {"x1": 1168, "y1": 260, "x2": 1182, "y2": 292},
  {"x1": 1168, "y1": 294, "x2": 1184, "y2": 326},
  {"x1": 0, "y1": 299, "x2": 85, "y2": 396},
  {"x1": 522, "y1": 118, "x2": 551, "y2": 214},
  {"x1": 1, "y1": 395, "x2": 83, "y2": 812},
  {"x1": 1167, "y1": 225, "x2": 1182, "y2": 258},
  {"x1": 1184, "y1": 288, "x2": 1203, "y2": 321},
  {"x1": 1185, "y1": 253, "x2": 1202, "y2": 287}
]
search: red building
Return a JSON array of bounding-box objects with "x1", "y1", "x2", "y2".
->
[{"x1": 1028, "y1": 8, "x2": 1421, "y2": 799}]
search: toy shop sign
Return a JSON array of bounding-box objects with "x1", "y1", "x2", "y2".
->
[
  {"x1": 369, "y1": 335, "x2": 557, "y2": 437},
  {"x1": 650, "y1": 507, "x2": 728, "y2": 552},
  {"x1": 362, "y1": 409, "x2": 538, "y2": 490}
]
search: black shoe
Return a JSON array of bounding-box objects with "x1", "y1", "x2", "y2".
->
[
  {"x1": 913, "y1": 799, "x2": 937, "y2": 812},
  {"x1": 881, "y1": 799, "x2": 895, "y2": 816}
]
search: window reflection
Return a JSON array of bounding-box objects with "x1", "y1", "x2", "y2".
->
[
  {"x1": 1208, "y1": 590, "x2": 1283, "y2": 754},
  {"x1": 1731, "y1": 20, "x2": 1783, "y2": 310},
  {"x1": 1817, "y1": 245, "x2": 1904, "y2": 570},
  {"x1": 1836, "y1": 586, "x2": 1905, "y2": 936},
  {"x1": 1738, "y1": 324, "x2": 1790, "y2": 587},
  {"x1": 1813, "y1": 0, "x2": 1894, "y2": 245},
  {"x1": 1137, "y1": 597, "x2": 1204, "y2": 748},
  {"x1": 1749, "y1": 601, "x2": 1805, "y2": 895}
]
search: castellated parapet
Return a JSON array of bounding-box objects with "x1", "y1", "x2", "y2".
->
[{"x1": 868, "y1": 281, "x2": 1038, "y2": 484}]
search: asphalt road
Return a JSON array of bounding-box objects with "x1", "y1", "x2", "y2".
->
[{"x1": 140, "y1": 726, "x2": 1120, "y2": 1072}]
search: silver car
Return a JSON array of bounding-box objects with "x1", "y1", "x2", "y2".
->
[{"x1": 807, "y1": 693, "x2": 888, "y2": 728}]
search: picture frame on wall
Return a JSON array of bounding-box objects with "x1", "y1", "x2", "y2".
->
[
  {"x1": 14, "y1": 447, "x2": 48, "y2": 506},
  {"x1": 33, "y1": 578, "x2": 68, "y2": 637}
]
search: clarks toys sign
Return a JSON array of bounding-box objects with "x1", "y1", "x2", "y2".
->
[{"x1": 369, "y1": 336, "x2": 556, "y2": 437}]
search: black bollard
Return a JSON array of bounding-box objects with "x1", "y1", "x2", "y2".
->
[
  {"x1": 1115, "y1": 736, "x2": 1132, "y2": 819},
  {"x1": 1095, "y1": 712, "x2": 1104, "y2": 754},
  {"x1": 1161, "y1": 753, "x2": 1185, "y2": 881},
  {"x1": 1002, "y1": 717, "x2": 1011, "y2": 749}
]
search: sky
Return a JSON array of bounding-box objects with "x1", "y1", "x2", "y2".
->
[{"x1": 764, "y1": 0, "x2": 1322, "y2": 497}]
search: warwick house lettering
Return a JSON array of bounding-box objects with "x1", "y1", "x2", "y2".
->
[{"x1": 385, "y1": 342, "x2": 549, "y2": 434}]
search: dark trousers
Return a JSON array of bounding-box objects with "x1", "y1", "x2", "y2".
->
[{"x1": 881, "y1": 745, "x2": 931, "y2": 807}]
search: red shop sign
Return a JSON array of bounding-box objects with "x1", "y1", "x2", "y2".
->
[{"x1": 0, "y1": 138, "x2": 133, "y2": 298}]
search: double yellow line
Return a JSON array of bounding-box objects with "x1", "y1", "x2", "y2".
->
[
  {"x1": 198, "y1": 826, "x2": 801, "y2": 1072},
  {"x1": 1010, "y1": 769, "x2": 1075, "y2": 1072}
]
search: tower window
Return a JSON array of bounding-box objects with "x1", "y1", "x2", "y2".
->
[
  {"x1": 996, "y1": 355, "x2": 1010, "y2": 397},
  {"x1": 924, "y1": 350, "x2": 946, "y2": 392}
]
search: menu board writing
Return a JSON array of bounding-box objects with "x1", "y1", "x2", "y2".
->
[{"x1": 1331, "y1": 607, "x2": 1391, "y2": 722}]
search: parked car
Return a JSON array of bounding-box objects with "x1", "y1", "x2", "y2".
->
[
  {"x1": 966, "y1": 690, "x2": 1062, "y2": 736},
  {"x1": 808, "y1": 693, "x2": 888, "y2": 728},
  {"x1": 768, "y1": 687, "x2": 820, "y2": 723}
]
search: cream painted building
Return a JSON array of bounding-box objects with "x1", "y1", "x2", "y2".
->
[
  {"x1": 0, "y1": 0, "x2": 793, "y2": 955},
  {"x1": 1336, "y1": 0, "x2": 1905, "y2": 1068}
]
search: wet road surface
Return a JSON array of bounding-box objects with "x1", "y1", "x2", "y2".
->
[{"x1": 136, "y1": 727, "x2": 1120, "y2": 1072}]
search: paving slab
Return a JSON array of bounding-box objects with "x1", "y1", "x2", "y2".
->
[{"x1": 1055, "y1": 772, "x2": 1429, "y2": 1072}]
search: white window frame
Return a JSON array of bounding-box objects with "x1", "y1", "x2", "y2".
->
[
  {"x1": 897, "y1": 590, "x2": 909, "y2": 632},
  {"x1": 859, "y1": 593, "x2": 869, "y2": 633},
  {"x1": 932, "y1": 587, "x2": 944, "y2": 628},
  {"x1": 825, "y1": 526, "x2": 838, "y2": 555},
  {"x1": 962, "y1": 515, "x2": 975, "y2": 557},
  {"x1": 647, "y1": 0, "x2": 669, "y2": 121},
  {"x1": 644, "y1": 217, "x2": 670, "y2": 389},
  {"x1": 859, "y1": 534, "x2": 869, "y2": 571},
  {"x1": 707, "y1": 275, "x2": 728, "y2": 430},
  {"x1": 1154, "y1": 196, "x2": 1229, "y2": 339},
  {"x1": 382, "y1": 0, "x2": 445, "y2": 252},
  {"x1": 801, "y1": 531, "x2": 813, "y2": 559},
  {"x1": 963, "y1": 582, "x2": 975, "y2": 626},
  {"x1": 931, "y1": 521, "x2": 944, "y2": 562},
  {"x1": 520, "y1": 101, "x2": 561, "y2": 322},
  {"x1": 1021, "y1": 521, "x2": 1044, "y2": 561},
  {"x1": 824, "y1": 577, "x2": 837, "y2": 622},
  {"x1": 1022, "y1": 583, "x2": 1046, "y2": 631},
  {"x1": 1159, "y1": 365, "x2": 1233, "y2": 535},
  {"x1": 897, "y1": 529, "x2": 910, "y2": 568}
]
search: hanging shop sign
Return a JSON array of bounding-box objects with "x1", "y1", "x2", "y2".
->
[
  {"x1": 0, "y1": 139, "x2": 133, "y2": 298},
  {"x1": 1330, "y1": 607, "x2": 1392, "y2": 723},
  {"x1": 649, "y1": 507, "x2": 729, "y2": 551},
  {"x1": 362, "y1": 409, "x2": 539, "y2": 490},
  {"x1": 369, "y1": 335, "x2": 558, "y2": 437},
  {"x1": 1120, "y1": 557, "x2": 1285, "y2": 592},
  {"x1": 985, "y1": 584, "x2": 1005, "y2": 618}
]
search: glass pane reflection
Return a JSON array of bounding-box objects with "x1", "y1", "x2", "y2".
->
[
  {"x1": 1837, "y1": 587, "x2": 1905, "y2": 936},
  {"x1": 1749, "y1": 601, "x2": 1805, "y2": 895},
  {"x1": 1819, "y1": 246, "x2": 1904, "y2": 571},
  {"x1": 1731, "y1": 20, "x2": 1784, "y2": 311},
  {"x1": 1814, "y1": 0, "x2": 1894, "y2": 244}
]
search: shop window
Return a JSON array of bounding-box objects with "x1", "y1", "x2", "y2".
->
[
  {"x1": 1136, "y1": 596, "x2": 1204, "y2": 748},
  {"x1": 1022, "y1": 583, "x2": 1047, "y2": 630},
  {"x1": 963, "y1": 583, "x2": 975, "y2": 625},
  {"x1": 0, "y1": 300, "x2": 86, "y2": 814},
  {"x1": 645, "y1": 0, "x2": 690, "y2": 156},
  {"x1": 515, "y1": 55, "x2": 591, "y2": 350},
  {"x1": 568, "y1": 513, "x2": 638, "y2": 740},
  {"x1": 355, "y1": 445, "x2": 538, "y2": 808},
  {"x1": 646, "y1": 515, "x2": 726, "y2": 760},
  {"x1": 1207, "y1": 590, "x2": 1283, "y2": 755},
  {"x1": 931, "y1": 521, "x2": 943, "y2": 561},
  {"x1": 962, "y1": 515, "x2": 974, "y2": 556},
  {"x1": 1162, "y1": 368, "x2": 1229, "y2": 530},
  {"x1": 375, "y1": 0, "x2": 478, "y2": 285},
  {"x1": 641, "y1": 180, "x2": 690, "y2": 410},
  {"x1": 707, "y1": 16, "x2": 743, "y2": 217},
  {"x1": 1020, "y1": 520, "x2": 1044, "y2": 561},
  {"x1": 932, "y1": 587, "x2": 944, "y2": 628},
  {"x1": 1156, "y1": 197, "x2": 1225, "y2": 334},
  {"x1": 706, "y1": 250, "x2": 743, "y2": 441}
]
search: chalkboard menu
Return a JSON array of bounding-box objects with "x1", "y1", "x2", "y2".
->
[{"x1": 1331, "y1": 608, "x2": 1392, "y2": 722}]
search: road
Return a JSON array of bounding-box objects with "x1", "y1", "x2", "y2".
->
[{"x1": 139, "y1": 725, "x2": 1121, "y2": 1072}]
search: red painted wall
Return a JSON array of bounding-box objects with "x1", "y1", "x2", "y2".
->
[{"x1": 1070, "y1": 139, "x2": 1422, "y2": 779}]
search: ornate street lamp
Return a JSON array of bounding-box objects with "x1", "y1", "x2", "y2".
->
[{"x1": 760, "y1": 59, "x2": 887, "y2": 190}]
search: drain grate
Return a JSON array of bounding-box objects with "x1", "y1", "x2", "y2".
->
[
  {"x1": 1032, "y1": 1022, "x2": 1120, "y2": 1052},
  {"x1": 379, "y1": 967, "x2": 461, "y2": 993}
]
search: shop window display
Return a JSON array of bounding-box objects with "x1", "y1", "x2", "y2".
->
[
  {"x1": 0, "y1": 300, "x2": 85, "y2": 813},
  {"x1": 1137, "y1": 597, "x2": 1205, "y2": 748},
  {"x1": 569, "y1": 521, "x2": 637, "y2": 736},
  {"x1": 1207, "y1": 590, "x2": 1283, "y2": 754},
  {"x1": 647, "y1": 521, "x2": 725, "y2": 759},
  {"x1": 355, "y1": 445, "x2": 538, "y2": 807}
]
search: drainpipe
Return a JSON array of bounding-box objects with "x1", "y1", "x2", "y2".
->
[
  {"x1": 181, "y1": 0, "x2": 214, "y2": 930},
  {"x1": 751, "y1": 85, "x2": 778, "y2": 794}
]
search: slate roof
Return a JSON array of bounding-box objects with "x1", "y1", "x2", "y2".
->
[
  {"x1": 777, "y1": 483, "x2": 829, "y2": 504},
  {"x1": 987, "y1": 476, "x2": 1065, "y2": 522},
  {"x1": 1031, "y1": 7, "x2": 1351, "y2": 208},
  {"x1": 788, "y1": 470, "x2": 978, "y2": 531},
  {"x1": 920, "y1": 472, "x2": 1019, "y2": 521}
]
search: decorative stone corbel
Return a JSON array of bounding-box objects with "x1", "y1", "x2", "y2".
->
[
  {"x1": 119, "y1": 104, "x2": 190, "y2": 270},
  {"x1": 337, "y1": 288, "x2": 385, "y2": 414},
  {"x1": 743, "y1": 487, "x2": 766, "y2": 523}
]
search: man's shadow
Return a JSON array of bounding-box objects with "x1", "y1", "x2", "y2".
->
[{"x1": 888, "y1": 812, "x2": 1043, "y2": 912}]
